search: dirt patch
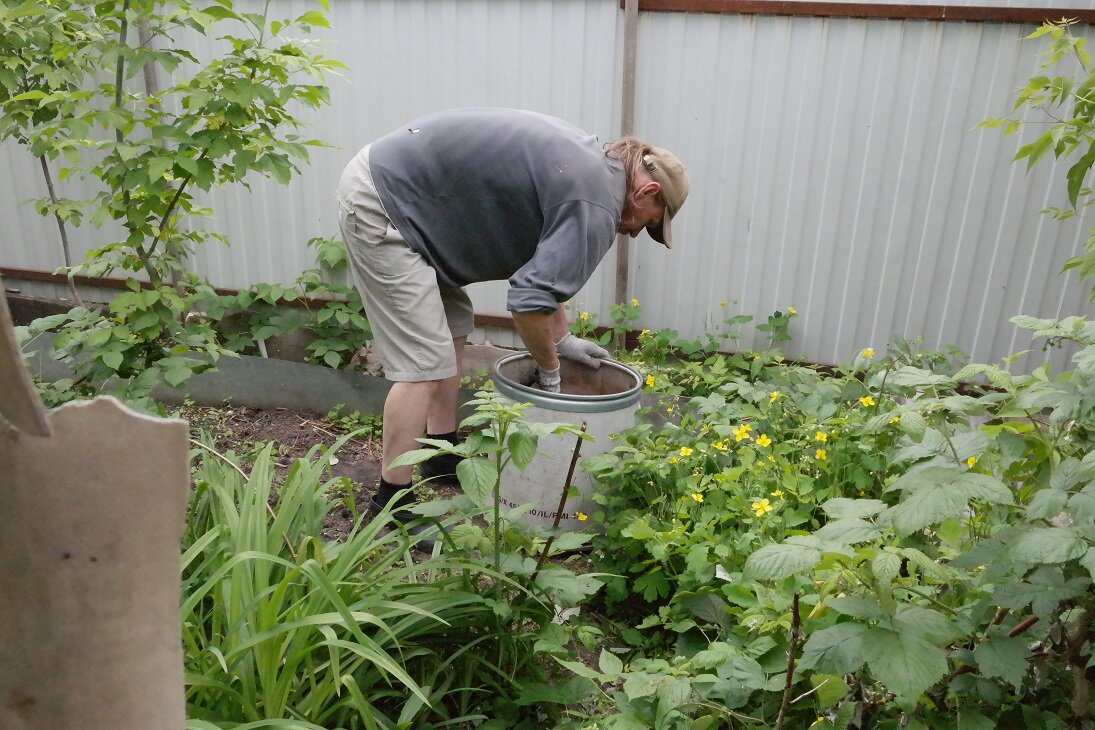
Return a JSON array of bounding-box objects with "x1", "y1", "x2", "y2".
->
[{"x1": 178, "y1": 403, "x2": 397, "y2": 540}]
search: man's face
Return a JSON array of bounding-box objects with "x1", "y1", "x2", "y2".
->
[{"x1": 618, "y1": 182, "x2": 666, "y2": 240}]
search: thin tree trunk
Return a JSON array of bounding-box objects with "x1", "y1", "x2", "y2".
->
[{"x1": 37, "y1": 155, "x2": 83, "y2": 307}]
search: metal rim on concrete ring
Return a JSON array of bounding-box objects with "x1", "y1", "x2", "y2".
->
[{"x1": 489, "y1": 352, "x2": 643, "y2": 413}]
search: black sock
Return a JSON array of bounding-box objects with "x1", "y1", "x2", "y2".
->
[
  {"x1": 375, "y1": 477, "x2": 415, "y2": 508},
  {"x1": 420, "y1": 432, "x2": 463, "y2": 479}
]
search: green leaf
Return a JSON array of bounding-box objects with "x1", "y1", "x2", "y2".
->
[
  {"x1": 535, "y1": 567, "x2": 602, "y2": 605},
  {"x1": 633, "y1": 569, "x2": 670, "y2": 601},
  {"x1": 163, "y1": 366, "x2": 191, "y2": 388},
  {"x1": 814, "y1": 518, "x2": 882, "y2": 546},
  {"x1": 1082, "y1": 547, "x2": 1095, "y2": 581},
  {"x1": 456, "y1": 456, "x2": 496, "y2": 507},
  {"x1": 822, "y1": 498, "x2": 889, "y2": 520},
  {"x1": 685, "y1": 543, "x2": 711, "y2": 576},
  {"x1": 886, "y1": 467, "x2": 1013, "y2": 536},
  {"x1": 884, "y1": 366, "x2": 957, "y2": 390},
  {"x1": 549, "y1": 532, "x2": 594, "y2": 553},
  {"x1": 101, "y1": 349, "x2": 124, "y2": 371},
  {"x1": 1009, "y1": 527, "x2": 1088, "y2": 564},
  {"x1": 744, "y1": 540, "x2": 822, "y2": 580},
  {"x1": 621, "y1": 516, "x2": 656, "y2": 540},
  {"x1": 992, "y1": 567, "x2": 1090, "y2": 616},
  {"x1": 201, "y1": 4, "x2": 241, "y2": 20},
  {"x1": 799, "y1": 623, "x2": 867, "y2": 675},
  {"x1": 1026, "y1": 489, "x2": 1069, "y2": 519},
  {"x1": 507, "y1": 430, "x2": 538, "y2": 470},
  {"x1": 295, "y1": 9, "x2": 330, "y2": 27},
  {"x1": 894, "y1": 606, "x2": 962, "y2": 644},
  {"x1": 387, "y1": 448, "x2": 437, "y2": 468},
  {"x1": 897, "y1": 409, "x2": 928, "y2": 440},
  {"x1": 861, "y1": 627, "x2": 948, "y2": 700},
  {"x1": 656, "y1": 676, "x2": 692, "y2": 721},
  {"x1": 725, "y1": 656, "x2": 766, "y2": 689},
  {"x1": 828, "y1": 595, "x2": 892, "y2": 622},
  {"x1": 871, "y1": 551, "x2": 903, "y2": 585},
  {"x1": 554, "y1": 657, "x2": 605, "y2": 681},
  {"x1": 974, "y1": 636, "x2": 1029, "y2": 688},
  {"x1": 1066, "y1": 142, "x2": 1095, "y2": 207},
  {"x1": 599, "y1": 649, "x2": 624, "y2": 676},
  {"x1": 622, "y1": 671, "x2": 658, "y2": 699},
  {"x1": 810, "y1": 673, "x2": 850, "y2": 709},
  {"x1": 10, "y1": 90, "x2": 47, "y2": 101}
]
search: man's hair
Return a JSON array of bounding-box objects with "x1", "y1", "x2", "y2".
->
[{"x1": 604, "y1": 136, "x2": 652, "y2": 189}]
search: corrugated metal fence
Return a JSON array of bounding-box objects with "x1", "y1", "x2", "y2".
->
[{"x1": 3, "y1": 0, "x2": 1094, "y2": 372}]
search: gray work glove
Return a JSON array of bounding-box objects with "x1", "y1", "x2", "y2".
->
[
  {"x1": 556, "y1": 333, "x2": 609, "y2": 369},
  {"x1": 535, "y1": 365, "x2": 561, "y2": 393}
]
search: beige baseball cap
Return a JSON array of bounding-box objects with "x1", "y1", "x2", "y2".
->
[{"x1": 643, "y1": 147, "x2": 690, "y2": 249}]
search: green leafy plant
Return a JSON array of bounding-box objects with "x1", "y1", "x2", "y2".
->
[
  {"x1": 325, "y1": 403, "x2": 382, "y2": 440},
  {"x1": 204, "y1": 237, "x2": 372, "y2": 369},
  {"x1": 182, "y1": 435, "x2": 496, "y2": 729},
  {"x1": 390, "y1": 391, "x2": 611, "y2": 724},
  {"x1": 568, "y1": 306, "x2": 612, "y2": 347},
  {"x1": 10, "y1": 0, "x2": 342, "y2": 406},
  {"x1": 979, "y1": 19, "x2": 1095, "y2": 299},
  {"x1": 577, "y1": 303, "x2": 1093, "y2": 727}
]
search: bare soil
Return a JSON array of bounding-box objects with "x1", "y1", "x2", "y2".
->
[{"x1": 177, "y1": 402, "x2": 458, "y2": 541}]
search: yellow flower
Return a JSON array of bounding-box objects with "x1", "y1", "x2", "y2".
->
[
  {"x1": 576, "y1": 512, "x2": 588, "y2": 521},
  {"x1": 579, "y1": 311, "x2": 589, "y2": 321},
  {"x1": 769, "y1": 390, "x2": 780, "y2": 402},
  {"x1": 862, "y1": 347, "x2": 875, "y2": 360},
  {"x1": 751, "y1": 498, "x2": 774, "y2": 517},
  {"x1": 631, "y1": 298, "x2": 639, "y2": 307},
  {"x1": 768, "y1": 455, "x2": 776, "y2": 462},
  {"x1": 815, "y1": 448, "x2": 827, "y2": 461},
  {"x1": 755, "y1": 433, "x2": 772, "y2": 448},
  {"x1": 889, "y1": 415, "x2": 901, "y2": 424},
  {"x1": 700, "y1": 424, "x2": 710, "y2": 434},
  {"x1": 640, "y1": 328, "x2": 650, "y2": 337},
  {"x1": 733, "y1": 424, "x2": 752, "y2": 442},
  {"x1": 713, "y1": 440, "x2": 728, "y2": 452},
  {"x1": 815, "y1": 431, "x2": 827, "y2": 442},
  {"x1": 966, "y1": 456, "x2": 978, "y2": 468},
  {"x1": 679, "y1": 446, "x2": 693, "y2": 457},
  {"x1": 771, "y1": 489, "x2": 785, "y2": 498},
  {"x1": 691, "y1": 492, "x2": 704, "y2": 503},
  {"x1": 720, "y1": 299, "x2": 729, "y2": 308},
  {"x1": 666, "y1": 405, "x2": 675, "y2": 414},
  {"x1": 859, "y1": 395, "x2": 877, "y2": 407},
  {"x1": 668, "y1": 456, "x2": 680, "y2": 465},
  {"x1": 787, "y1": 306, "x2": 797, "y2": 315},
  {"x1": 646, "y1": 374, "x2": 656, "y2": 388}
]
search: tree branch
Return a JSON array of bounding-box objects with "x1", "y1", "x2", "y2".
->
[{"x1": 775, "y1": 592, "x2": 801, "y2": 730}]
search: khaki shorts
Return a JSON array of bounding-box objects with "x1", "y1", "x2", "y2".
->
[{"x1": 336, "y1": 145, "x2": 474, "y2": 382}]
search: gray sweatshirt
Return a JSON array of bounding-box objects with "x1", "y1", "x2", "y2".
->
[{"x1": 368, "y1": 108, "x2": 626, "y2": 313}]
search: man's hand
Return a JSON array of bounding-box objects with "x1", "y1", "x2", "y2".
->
[
  {"x1": 556, "y1": 333, "x2": 609, "y2": 369},
  {"x1": 535, "y1": 365, "x2": 561, "y2": 393}
]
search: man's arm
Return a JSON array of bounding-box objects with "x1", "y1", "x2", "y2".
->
[{"x1": 511, "y1": 306, "x2": 569, "y2": 370}]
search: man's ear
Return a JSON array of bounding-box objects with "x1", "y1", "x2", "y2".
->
[{"x1": 637, "y1": 181, "x2": 661, "y2": 201}]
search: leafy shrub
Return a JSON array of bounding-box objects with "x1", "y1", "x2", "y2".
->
[{"x1": 580, "y1": 318, "x2": 1093, "y2": 728}]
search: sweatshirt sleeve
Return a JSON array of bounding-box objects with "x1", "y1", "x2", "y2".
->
[{"x1": 506, "y1": 200, "x2": 618, "y2": 313}]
